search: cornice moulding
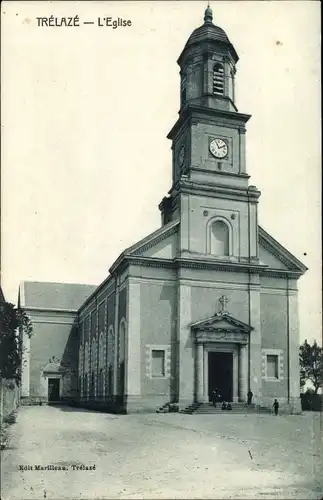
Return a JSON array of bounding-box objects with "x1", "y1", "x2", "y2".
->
[
  {"x1": 23, "y1": 306, "x2": 77, "y2": 314},
  {"x1": 170, "y1": 180, "x2": 261, "y2": 201},
  {"x1": 190, "y1": 166, "x2": 250, "y2": 180},
  {"x1": 167, "y1": 104, "x2": 251, "y2": 141}
]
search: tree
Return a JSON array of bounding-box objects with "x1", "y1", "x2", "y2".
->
[
  {"x1": 0, "y1": 301, "x2": 33, "y2": 382},
  {"x1": 299, "y1": 339, "x2": 322, "y2": 394}
]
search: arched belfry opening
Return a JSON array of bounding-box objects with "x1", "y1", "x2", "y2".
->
[
  {"x1": 213, "y1": 63, "x2": 225, "y2": 95},
  {"x1": 210, "y1": 220, "x2": 230, "y2": 256}
]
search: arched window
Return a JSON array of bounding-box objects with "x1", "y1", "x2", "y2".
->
[
  {"x1": 78, "y1": 376, "x2": 82, "y2": 395},
  {"x1": 210, "y1": 220, "x2": 230, "y2": 256},
  {"x1": 213, "y1": 63, "x2": 224, "y2": 95},
  {"x1": 181, "y1": 74, "x2": 187, "y2": 107},
  {"x1": 98, "y1": 368, "x2": 104, "y2": 398},
  {"x1": 84, "y1": 341, "x2": 89, "y2": 373},
  {"x1": 118, "y1": 319, "x2": 126, "y2": 397},
  {"x1": 83, "y1": 374, "x2": 88, "y2": 399},
  {"x1": 90, "y1": 371, "x2": 95, "y2": 400},
  {"x1": 98, "y1": 333, "x2": 105, "y2": 400},
  {"x1": 106, "y1": 326, "x2": 114, "y2": 397},
  {"x1": 91, "y1": 338, "x2": 97, "y2": 374},
  {"x1": 119, "y1": 320, "x2": 126, "y2": 364},
  {"x1": 78, "y1": 344, "x2": 83, "y2": 374},
  {"x1": 99, "y1": 333, "x2": 104, "y2": 369}
]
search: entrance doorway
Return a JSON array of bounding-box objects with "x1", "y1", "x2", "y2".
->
[
  {"x1": 208, "y1": 352, "x2": 233, "y2": 402},
  {"x1": 48, "y1": 378, "x2": 60, "y2": 402}
]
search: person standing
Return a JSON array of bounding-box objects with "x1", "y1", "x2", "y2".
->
[
  {"x1": 273, "y1": 399, "x2": 279, "y2": 416},
  {"x1": 247, "y1": 390, "x2": 253, "y2": 406}
]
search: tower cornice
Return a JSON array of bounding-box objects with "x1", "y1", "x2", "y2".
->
[
  {"x1": 169, "y1": 178, "x2": 261, "y2": 203},
  {"x1": 167, "y1": 104, "x2": 251, "y2": 141}
]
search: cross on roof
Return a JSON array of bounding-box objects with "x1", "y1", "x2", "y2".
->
[{"x1": 219, "y1": 295, "x2": 229, "y2": 313}]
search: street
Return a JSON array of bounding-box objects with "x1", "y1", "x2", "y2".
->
[{"x1": 1, "y1": 405, "x2": 322, "y2": 499}]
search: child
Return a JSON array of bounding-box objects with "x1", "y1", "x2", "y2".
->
[
  {"x1": 273, "y1": 399, "x2": 279, "y2": 416},
  {"x1": 221, "y1": 401, "x2": 227, "y2": 411}
]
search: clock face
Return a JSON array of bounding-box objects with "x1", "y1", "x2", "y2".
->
[
  {"x1": 209, "y1": 138, "x2": 228, "y2": 159},
  {"x1": 178, "y1": 145, "x2": 186, "y2": 167}
]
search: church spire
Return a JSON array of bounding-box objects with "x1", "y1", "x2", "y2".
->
[{"x1": 204, "y1": 3, "x2": 213, "y2": 24}]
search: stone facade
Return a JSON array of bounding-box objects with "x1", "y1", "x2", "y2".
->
[
  {"x1": 19, "y1": 8, "x2": 307, "y2": 414},
  {"x1": 19, "y1": 282, "x2": 96, "y2": 405}
]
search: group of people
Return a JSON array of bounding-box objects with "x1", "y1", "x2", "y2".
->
[
  {"x1": 211, "y1": 388, "x2": 226, "y2": 408},
  {"x1": 211, "y1": 388, "x2": 280, "y2": 415},
  {"x1": 211, "y1": 388, "x2": 254, "y2": 409}
]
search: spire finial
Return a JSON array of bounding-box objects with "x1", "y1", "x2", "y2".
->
[{"x1": 204, "y1": 3, "x2": 213, "y2": 23}]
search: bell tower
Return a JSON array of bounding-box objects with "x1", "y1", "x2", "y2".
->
[
  {"x1": 159, "y1": 5, "x2": 260, "y2": 262},
  {"x1": 178, "y1": 4, "x2": 238, "y2": 114}
]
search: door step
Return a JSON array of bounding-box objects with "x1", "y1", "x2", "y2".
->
[
  {"x1": 182, "y1": 402, "x2": 273, "y2": 415},
  {"x1": 180, "y1": 402, "x2": 202, "y2": 415}
]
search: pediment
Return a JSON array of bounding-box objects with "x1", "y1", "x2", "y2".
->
[
  {"x1": 258, "y1": 226, "x2": 307, "y2": 274},
  {"x1": 43, "y1": 362, "x2": 65, "y2": 374},
  {"x1": 125, "y1": 219, "x2": 179, "y2": 258},
  {"x1": 190, "y1": 312, "x2": 253, "y2": 333}
]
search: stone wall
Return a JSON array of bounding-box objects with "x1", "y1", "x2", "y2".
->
[
  {"x1": 77, "y1": 272, "x2": 129, "y2": 411},
  {"x1": 138, "y1": 280, "x2": 176, "y2": 411}
]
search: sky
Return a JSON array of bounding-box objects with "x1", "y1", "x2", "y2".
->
[{"x1": 1, "y1": 1, "x2": 321, "y2": 343}]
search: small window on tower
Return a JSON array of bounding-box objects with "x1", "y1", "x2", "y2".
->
[
  {"x1": 181, "y1": 74, "x2": 187, "y2": 107},
  {"x1": 213, "y1": 63, "x2": 224, "y2": 95}
]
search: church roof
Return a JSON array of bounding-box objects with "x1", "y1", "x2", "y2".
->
[
  {"x1": 178, "y1": 6, "x2": 238, "y2": 64},
  {"x1": 19, "y1": 281, "x2": 97, "y2": 311},
  {"x1": 109, "y1": 219, "x2": 179, "y2": 273},
  {"x1": 125, "y1": 219, "x2": 179, "y2": 256},
  {"x1": 258, "y1": 226, "x2": 308, "y2": 273},
  {"x1": 185, "y1": 23, "x2": 230, "y2": 49}
]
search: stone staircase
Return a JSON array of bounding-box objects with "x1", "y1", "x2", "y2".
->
[
  {"x1": 182, "y1": 402, "x2": 272, "y2": 415},
  {"x1": 180, "y1": 402, "x2": 202, "y2": 415}
]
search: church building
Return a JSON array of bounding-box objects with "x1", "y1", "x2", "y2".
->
[{"x1": 19, "y1": 7, "x2": 307, "y2": 414}]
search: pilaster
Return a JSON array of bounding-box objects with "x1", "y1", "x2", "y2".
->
[
  {"x1": 178, "y1": 282, "x2": 193, "y2": 408},
  {"x1": 125, "y1": 281, "x2": 141, "y2": 404},
  {"x1": 203, "y1": 348, "x2": 209, "y2": 401},
  {"x1": 113, "y1": 278, "x2": 119, "y2": 396},
  {"x1": 238, "y1": 128, "x2": 246, "y2": 174},
  {"x1": 238, "y1": 344, "x2": 248, "y2": 401},
  {"x1": 196, "y1": 342, "x2": 204, "y2": 402},
  {"x1": 288, "y1": 290, "x2": 302, "y2": 412},
  {"x1": 248, "y1": 275, "x2": 262, "y2": 401},
  {"x1": 233, "y1": 349, "x2": 239, "y2": 402},
  {"x1": 180, "y1": 194, "x2": 190, "y2": 253}
]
